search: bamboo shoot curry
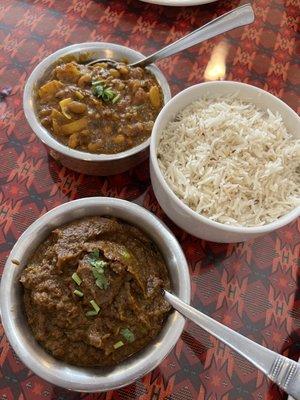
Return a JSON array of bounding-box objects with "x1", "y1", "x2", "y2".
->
[{"x1": 35, "y1": 59, "x2": 164, "y2": 154}]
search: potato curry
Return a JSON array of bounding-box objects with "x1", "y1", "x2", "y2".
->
[{"x1": 36, "y1": 60, "x2": 163, "y2": 154}]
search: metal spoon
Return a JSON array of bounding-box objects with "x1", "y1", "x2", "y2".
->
[
  {"x1": 87, "y1": 3, "x2": 254, "y2": 68},
  {"x1": 165, "y1": 290, "x2": 300, "y2": 400}
]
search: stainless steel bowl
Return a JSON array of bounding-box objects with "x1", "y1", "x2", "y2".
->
[
  {"x1": 23, "y1": 43, "x2": 171, "y2": 176},
  {"x1": 0, "y1": 197, "x2": 190, "y2": 392}
]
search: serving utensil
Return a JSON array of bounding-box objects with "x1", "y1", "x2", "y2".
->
[
  {"x1": 87, "y1": 3, "x2": 254, "y2": 68},
  {"x1": 165, "y1": 290, "x2": 300, "y2": 400}
]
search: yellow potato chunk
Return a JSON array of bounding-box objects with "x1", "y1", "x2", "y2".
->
[
  {"x1": 51, "y1": 108, "x2": 67, "y2": 124},
  {"x1": 61, "y1": 117, "x2": 88, "y2": 135},
  {"x1": 38, "y1": 80, "x2": 63, "y2": 100},
  {"x1": 52, "y1": 118, "x2": 61, "y2": 135},
  {"x1": 59, "y1": 98, "x2": 72, "y2": 119},
  {"x1": 55, "y1": 62, "x2": 81, "y2": 83},
  {"x1": 75, "y1": 90, "x2": 84, "y2": 100}
]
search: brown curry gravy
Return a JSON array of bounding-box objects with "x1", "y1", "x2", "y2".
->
[
  {"x1": 36, "y1": 59, "x2": 163, "y2": 154},
  {"x1": 20, "y1": 217, "x2": 171, "y2": 367}
]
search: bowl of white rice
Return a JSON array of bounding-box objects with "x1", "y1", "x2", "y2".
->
[{"x1": 150, "y1": 81, "x2": 300, "y2": 243}]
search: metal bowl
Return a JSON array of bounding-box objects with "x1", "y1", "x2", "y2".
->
[
  {"x1": 23, "y1": 43, "x2": 171, "y2": 176},
  {"x1": 0, "y1": 197, "x2": 190, "y2": 392}
]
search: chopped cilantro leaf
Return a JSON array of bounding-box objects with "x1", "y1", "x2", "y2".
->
[
  {"x1": 88, "y1": 250, "x2": 109, "y2": 291},
  {"x1": 92, "y1": 82, "x2": 120, "y2": 103},
  {"x1": 90, "y1": 249, "x2": 100, "y2": 259},
  {"x1": 90, "y1": 259, "x2": 107, "y2": 270},
  {"x1": 121, "y1": 328, "x2": 135, "y2": 343},
  {"x1": 96, "y1": 275, "x2": 109, "y2": 290}
]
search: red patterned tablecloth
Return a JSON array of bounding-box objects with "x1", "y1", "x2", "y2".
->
[{"x1": 0, "y1": 0, "x2": 299, "y2": 399}]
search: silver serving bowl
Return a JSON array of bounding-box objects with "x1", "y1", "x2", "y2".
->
[
  {"x1": 23, "y1": 43, "x2": 171, "y2": 176},
  {"x1": 0, "y1": 197, "x2": 190, "y2": 392}
]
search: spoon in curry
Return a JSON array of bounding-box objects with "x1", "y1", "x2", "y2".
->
[
  {"x1": 164, "y1": 290, "x2": 300, "y2": 400},
  {"x1": 86, "y1": 3, "x2": 254, "y2": 68}
]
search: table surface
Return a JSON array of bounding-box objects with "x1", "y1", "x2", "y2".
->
[{"x1": 0, "y1": 0, "x2": 299, "y2": 399}]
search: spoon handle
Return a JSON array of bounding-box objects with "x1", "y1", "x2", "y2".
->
[
  {"x1": 165, "y1": 290, "x2": 300, "y2": 400},
  {"x1": 131, "y1": 4, "x2": 254, "y2": 68}
]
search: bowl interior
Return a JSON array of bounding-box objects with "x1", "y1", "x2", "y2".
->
[
  {"x1": 150, "y1": 81, "x2": 300, "y2": 234},
  {"x1": 152, "y1": 81, "x2": 300, "y2": 145},
  {"x1": 1, "y1": 198, "x2": 190, "y2": 392},
  {"x1": 23, "y1": 42, "x2": 171, "y2": 162}
]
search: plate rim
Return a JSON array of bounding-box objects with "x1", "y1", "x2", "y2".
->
[{"x1": 139, "y1": 0, "x2": 218, "y2": 6}]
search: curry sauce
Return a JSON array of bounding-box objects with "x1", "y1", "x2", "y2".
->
[
  {"x1": 36, "y1": 60, "x2": 163, "y2": 154},
  {"x1": 20, "y1": 217, "x2": 171, "y2": 367}
]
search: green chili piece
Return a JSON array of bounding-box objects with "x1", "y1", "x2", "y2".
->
[
  {"x1": 73, "y1": 290, "x2": 83, "y2": 297},
  {"x1": 113, "y1": 341, "x2": 124, "y2": 349},
  {"x1": 72, "y1": 272, "x2": 82, "y2": 286}
]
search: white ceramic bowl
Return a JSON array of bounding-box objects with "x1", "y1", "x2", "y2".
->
[
  {"x1": 150, "y1": 81, "x2": 300, "y2": 243},
  {"x1": 0, "y1": 198, "x2": 190, "y2": 392}
]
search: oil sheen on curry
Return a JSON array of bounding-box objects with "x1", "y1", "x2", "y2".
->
[
  {"x1": 20, "y1": 217, "x2": 171, "y2": 367},
  {"x1": 36, "y1": 59, "x2": 163, "y2": 154}
]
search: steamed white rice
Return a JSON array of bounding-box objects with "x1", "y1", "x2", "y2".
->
[{"x1": 157, "y1": 96, "x2": 300, "y2": 227}]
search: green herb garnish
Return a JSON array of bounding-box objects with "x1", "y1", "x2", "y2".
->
[
  {"x1": 92, "y1": 82, "x2": 120, "y2": 103},
  {"x1": 72, "y1": 272, "x2": 82, "y2": 286},
  {"x1": 90, "y1": 249, "x2": 100, "y2": 259},
  {"x1": 88, "y1": 250, "x2": 109, "y2": 290},
  {"x1": 112, "y1": 93, "x2": 121, "y2": 104},
  {"x1": 113, "y1": 341, "x2": 124, "y2": 349},
  {"x1": 121, "y1": 328, "x2": 135, "y2": 343},
  {"x1": 90, "y1": 259, "x2": 107, "y2": 272},
  {"x1": 90, "y1": 300, "x2": 100, "y2": 314},
  {"x1": 86, "y1": 310, "x2": 98, "y2": 317},
  {"x1": 85, "y1": 300, "x2": 100, "y2": 317},
  {"x1": 122, "y1": 250, "x2": 131, "y2": 260},
  {"x1": 95, "y1": 275, "x2": 109, "y2": 290},
  {"x1": 73, "y1": 289, "x2": 83, "y2": 297},
  {"x1": 92, "y1": 80, "x2": 105, "y2": 86}
]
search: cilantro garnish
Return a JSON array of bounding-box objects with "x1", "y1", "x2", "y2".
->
[
  {"x1": 91, "y1": 81, "x2": 120, "y2": 103},
  {"x1": 88, "y1": 250, "x2": 109, "y2": 290},
  {"x1": 121, "y1": 328, "x2": 135, "y2": 343}
]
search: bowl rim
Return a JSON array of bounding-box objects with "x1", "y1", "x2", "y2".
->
[
  {"x1": 23, "y1": 42, "x2": 171, "y2": 162},
  {"x1": 150, "y1": 80, "x2": 300, "y2": 234},
  {"x1": 0, "y1": 197, "x2": 190, "y2": 392}
]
